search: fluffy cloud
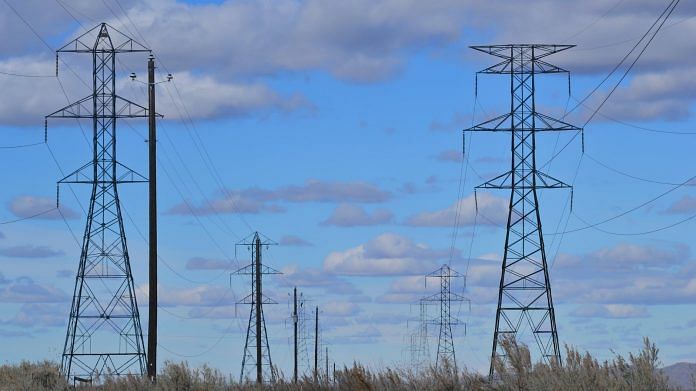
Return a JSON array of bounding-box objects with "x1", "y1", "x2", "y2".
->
[
  {"x1": 570, "y1": 304, "x2": 649, "y2": 319},
  {"x1": 124, "y1": 0, "x2": 471, "y2": 82},
  {"x1": 321, "y1": 301, "x2": 362, "y2": 317},
  {"x1": 2, "y1": 303, "x2": 65, "y2": 328},
  {"x1": 321, "y1": 204, "x2": 393, "y2": 227},
  {"x1": 278, "y1": 235, "x2": 313, "y2": 247},
  {"x1": 434, "y1": 149, "x2": 463, "y2": 163},
  {"x1": 552, "y1": 242, "x2": 696, "y2": 305},
  {"x1": 0, "y1": 277, "x2": 68, "y2": 303},
  {"x1": 404, "y1": 192, "x2": 507, "y2": 227},
  {"x1": 0, "y1": 245, "x2": 64, "y2": 258},
  {"x1": 156, "y1": 71, "x2": 310, "y2": 120},
  {"x1": 185, "y1": 257, "x2": 237, "y2": 271},
  {"x1": 9, "y1": 195, "x2": 78, "y2": 220},
  {"x1": 2, "y1": 1, "x2": 695, "y2": 124},
  {"x1": 168, "y1": 180, "x2": 391, "y2": 216},
  {"x1": 664, "y1": 195, "x2": 696, "y2": 214},
  {"x1": 138, "y1": 284, "x2": 234, "y2": 308},
  {"x1": 278, "y1": 265, "x2": 360, "y2": 295},
  {"x1": 323, "y1": 233, "x2": 449, "y2": 276}
]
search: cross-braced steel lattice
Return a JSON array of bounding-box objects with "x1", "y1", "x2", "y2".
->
[
  {"x1": 46, "y1": 23, "x2": 156, "y2": 383},
  {"x1": 233, "y1": 232, "x2": 282, "y2": 384},
  {"x1": 421, "y1": 264, "x2": 468, "y2": 371},
  {"x1": 297, "y1": 293, "x2": 312, "y2": 374},
  {"x1": 408, "y1": 300, "x2": 430, "y2": 372},
  {"x1": 464, "y1": 44, "x2": 582, "y2": 378}
]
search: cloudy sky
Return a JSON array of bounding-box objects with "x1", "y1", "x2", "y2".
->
[{"x1": 0, "y1": 0, "x2": 695, "y2": 376}]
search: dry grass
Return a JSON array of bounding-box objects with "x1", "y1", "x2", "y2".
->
[{"x1": 0, "y1": 337, "x2": 681, "y2": 390}]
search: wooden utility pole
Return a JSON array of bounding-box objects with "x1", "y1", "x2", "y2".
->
[
  {"x1": 293, "y1": 287, "x2": 298, "y2": 383},
  {"x1": 255, "y1": 236, "x2": 263, "y2": 384},
  {"x1": 147, "y1": 54, "x2": 158, "y2": 382},
  {"x1": 314, "y1": 306, "x2": 319, "y2": 382}
]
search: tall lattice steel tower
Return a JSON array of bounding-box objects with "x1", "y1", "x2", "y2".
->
[
  {"x1": 46, "y1": 23, "x2": 154, "y2": 383},
  {"x1": 421, "y1": 264, "x2": 468, "y2": 370},
  {"x1": 464, "y1": 44, "x2": 581, "y2": 378},
  {"x1": 233, "y1": 232, "x2": 282, "y2": 384}
]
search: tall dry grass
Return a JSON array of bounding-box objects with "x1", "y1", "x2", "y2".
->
[{"x1": 0, "y1": 337, "x2": 681, "y2": 390}]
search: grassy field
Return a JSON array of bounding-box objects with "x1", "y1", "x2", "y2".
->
[{"x1": 0, "y1": 337, "x2": 689, "y2": 390}]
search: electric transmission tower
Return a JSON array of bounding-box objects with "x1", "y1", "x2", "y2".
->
[
  {"x1": 464, "y1": 44, "x2": 582, "y2": 378},
  {"x1": 408, "y1": 300, "x2": 430, "y2": 372},
  {"x1": 46, "y1": 23, "x2": 155, "y2": 383},
  {"x1": 421, "y1": 264, "x2": 468, "y2": 370},
  {"x1": 233, "y1": 232, "x2": 282, "y2": 384},
  {"x1": 296, "y1": 291, "x2": 312, "y2": 375}
]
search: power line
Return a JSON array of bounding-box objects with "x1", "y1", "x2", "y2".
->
[
  {"x1": 547, "y1": 174, "x2": 695, "y2": 236},
  {"x1": 540, "y1": 0, "x2": 681, "y2": 170},
  {"x1": 0, "y1": 208, "x2": 56, "y2": 225},
  {"x1": 585, "y1": 153, "x2": 696, "y2": 186}
]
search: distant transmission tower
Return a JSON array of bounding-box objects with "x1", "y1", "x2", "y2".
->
[
  {"x1": 297, "y1": 292, "x2": 312, "y2": 374},
  {"x1": 46, "y1": 23, "x2": 153, "y2": 383},
  {"x1": 465, "y1": 44, "x2": 582, "y2": 378},
  {"x1": 408, "y1": 300, "x2": 430, "y2": 372},
  {"x1": 421, "y1": 264, "x2": 468, "y2": 370},
  {"x1": 233, "y1": 232, "x2": 282, "y2": 384}
]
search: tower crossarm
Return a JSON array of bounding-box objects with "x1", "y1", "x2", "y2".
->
[
  {"x1": 58, "y1": 162, "x2": 147, "y2": 185},
  {"x1": 46, "y1": 95, "x2": 162, "y2": 120},
  {"x1": 475, "y1": 170, "x2": 571, "y2": 190},
  {"x1": 466, "y1": 112, "x2": 581, "y2": 133},
  {"x1": 57, "y1": 23, "x2": 150, "y2": 54}
]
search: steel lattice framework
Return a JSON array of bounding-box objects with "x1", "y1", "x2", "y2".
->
[
  {"x1": 464, "y1": 44, "x2": 582, "y2": 378},
  {"x1": 233, "y1": 232, "x2": 281, "y2": 384},
  {"x1": 408, "y1": 300, "x2": 430, "y2": 373},
  {"x1": 46, "y1": 23, "x2": 156, "y2": 383},
  {"x1": 421, "y1": 264, "x2": 468, "y2": 371}
]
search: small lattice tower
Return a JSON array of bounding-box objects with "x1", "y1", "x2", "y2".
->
[{"x1": 233, "y1": 232, "x2": 281, "y2": 384}]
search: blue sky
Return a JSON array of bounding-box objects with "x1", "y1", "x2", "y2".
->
[{"x1": 0, "y1": 0, "x2": 695, "y2": 377}]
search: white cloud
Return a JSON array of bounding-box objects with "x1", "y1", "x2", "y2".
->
[
  {"x1": 168, "y1": 180, "x2": 391, "y2": 216},
  {"x1": 9, "y1": 195, "x2": 78, "y2": 220},
  {"x1": 321, "y1": 204, "x2": 393, "y2": 227},
  {"x1": 185, "y1": 257, "x2": 237, "y2": 271},
  {"x1": 157, "y1": 72, "x2": 310, "y2": 120},
  {"x1": 434, "y1": 149, "x2": 463, "y2": 163},
  {"x1": 321, "y1": 301, "x2": 362, "y2": 317},
  {"x1": 0, "y1": 277, "x2": 68, "y2": 303},
  {"x1": 2, "y1": 303, "x2": 65, "y2": 328},
  {"x1": 0, "y1": 245, "x2": 64, "y2": 258},
  {"x1": 570, "y1": 304, "x2": 649, "y2": 319},
  {"x1": 405, "y1": 192, "x2": 507, "y2": 227},
  {"x1": 323, "y1": 233, "x2": 448, "y2": 276},
  {"x1": 278, "y1": 235, "x2": 313, "y2": 247},
  {"x1": 664, "y1": 195, "x2": 696, "y2": 214},
  {"x1": 278, "y1": 265, "x2": 360, "y2": 295},
  {"x1": 138, "y1": 283, "x2": 234, "y2": 308}
]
